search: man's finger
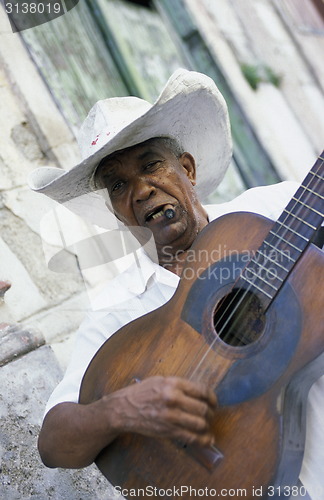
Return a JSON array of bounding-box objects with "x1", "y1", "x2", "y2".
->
[{"x1": 166, "y1": 377, "x2": 217, "y2": 407}]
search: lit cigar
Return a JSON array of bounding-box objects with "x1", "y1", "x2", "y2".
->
[{"x1": 164, "y1": 205, "x2": 175, "y2": 219}]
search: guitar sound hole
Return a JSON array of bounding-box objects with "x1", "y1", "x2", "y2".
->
[{"x1": 213, "y1": 288, "x2": 265, "y2": 347}]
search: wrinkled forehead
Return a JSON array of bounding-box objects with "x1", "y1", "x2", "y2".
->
[{"x1": 94, "y1": 137, "x2": 177, "y2": 181}]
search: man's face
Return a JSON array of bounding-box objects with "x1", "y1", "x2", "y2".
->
[{"x1": 95, "y1": 139, "x2": 208, "y2": 259}]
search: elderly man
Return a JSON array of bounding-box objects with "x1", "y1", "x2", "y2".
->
[{"x1": 29, "y1": 70, "x2": 322, "y2": 498}]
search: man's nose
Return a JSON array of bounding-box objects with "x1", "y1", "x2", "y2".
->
[{"x1": 133, "y1": 177, "x2": 156, "y2": 203}]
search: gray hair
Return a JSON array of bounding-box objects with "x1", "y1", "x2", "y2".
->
[{"x1": 155, "y1": 136, "x2": 184, "y2": 158}]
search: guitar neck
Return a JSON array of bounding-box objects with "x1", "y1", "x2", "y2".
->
[{"x1": 240, "y1": 151, "x2": 324, "y2": 308}]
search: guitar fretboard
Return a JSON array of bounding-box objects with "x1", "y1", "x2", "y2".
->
[{"x1": 240, "y1": 152, "x2": 324, "y2": 308}]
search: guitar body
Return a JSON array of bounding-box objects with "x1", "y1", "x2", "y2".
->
[{"x1": 79, "y1": 212, "x2": 324, "y2": 499}]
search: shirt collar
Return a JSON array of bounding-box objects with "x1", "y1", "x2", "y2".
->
[
  {"x1": 125, "y1": 247, "x2": 179, "y2": 295},
  {"x1": 125, "y1": 205, "x2": 218, "y2": 295}
]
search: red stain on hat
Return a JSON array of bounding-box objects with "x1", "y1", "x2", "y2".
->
[{"x1": 91, "y1": 134, "x2": 100, "y2": 146}]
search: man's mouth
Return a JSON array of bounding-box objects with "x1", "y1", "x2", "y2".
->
[
  {"x1": 148, "y1": 208, "x2": 164, "y2": 221},
  {"x1": 145, "y1": 204, "x2": 175, "y2": 223}
]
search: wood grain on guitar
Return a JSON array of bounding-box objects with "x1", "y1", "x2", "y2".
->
[{"x1": 79, "y1": 152, "x2": 324, "y2": 499}]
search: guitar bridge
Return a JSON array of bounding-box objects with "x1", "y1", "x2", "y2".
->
[{"x1": 180, "y1": 442, "x2": 224, "y2": 471}]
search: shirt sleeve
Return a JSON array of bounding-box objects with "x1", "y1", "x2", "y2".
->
[{"x1": 44, "y1": 311, "x2": 121, "y2": 415}]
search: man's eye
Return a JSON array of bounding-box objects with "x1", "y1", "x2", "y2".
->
[
  {"x1": 111, "y1": 180, "x2": 124, "y2": 192},
  {"x1": 145, "y1": 161, "x2": 161, "y2": 171}
]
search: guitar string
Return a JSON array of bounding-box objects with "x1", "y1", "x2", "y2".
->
[
  {"x1": 186, "y1": 160, "x2": 323, "y2": 383},
  {"x1": 189, "y1": 155, "x2": 324, "y2": 379},
  {"x1": 176, "y1": 156, "x2": 324, "y2": 382},
  {"x1": 189, "y1": 155, "x2": 324, "y2": 381},
  {"x1": 183, "y1": 155, "x2": 324, "y2": 383},
  {"x1": 215, "y1": 155, "x2": 324, "y2": 348}
]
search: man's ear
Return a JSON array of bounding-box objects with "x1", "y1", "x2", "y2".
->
[{"x1": 179, "y1": 152, "x2": 196, "y2": 186}]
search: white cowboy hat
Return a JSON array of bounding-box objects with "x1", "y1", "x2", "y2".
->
[{"x1": 28, "y1": 69, "x2": 232, "y2": 213}]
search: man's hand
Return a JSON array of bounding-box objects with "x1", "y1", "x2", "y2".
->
[
  {"x1": 106, "y1": 376, "x2": 217, "y2": 447},
  {"x1": 38, "y1": 376, "x2": 217, "y2": 469}
]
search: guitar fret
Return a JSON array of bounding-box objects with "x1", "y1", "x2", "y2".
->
[
  {"x1": 309, "y1": 170, "x2": 324, "y2": 181},
  {"x1": 300, "y1": 185, "x2": 324, "y2": 200},
  {"x1": 239, "y1": 154, "x2": 322, "y2": 306},
  {"x1": 240, "y1": 275, "x2": 274, "y2": 299},
  {"x1": 237, "y1": 153, "x2": 323, "y2": 307},
  {"x1": 291, "y1": 197, "x2": 323, "y2": 217},
  {"x1": 250, "y1": 259, "x2": 284, "y2": 282},
  {"x1": 269, "y1": 231, "x2": 303, "y2": 252},
  {"x1": 256, "y1": 250, "x2": 289, "y2": 272},
  {"x1": 276, "y1": 222, "x2": 309, "y2": 242},
  {"x1": 283, "y1": 209, "x2": 316, "y2": 229},
  {"x1": 264, "y1": 241, "x2": 295, "y2": 262},
  {"x1": 243, "y1": 268, "x2": 279, "y2": 291}
]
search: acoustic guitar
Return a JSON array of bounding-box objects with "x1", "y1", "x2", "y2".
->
[{"x1": 79, "y1": 152, "x2": 324, "y2": 499}]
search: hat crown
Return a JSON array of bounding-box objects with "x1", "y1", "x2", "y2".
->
[{"x1": 78, "y1": 97, "x2": 152, "y2": 160}]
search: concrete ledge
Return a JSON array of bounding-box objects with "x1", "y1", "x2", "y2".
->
[{"x1": 0, "y1": 323, "x2": 45, "y2": 367}]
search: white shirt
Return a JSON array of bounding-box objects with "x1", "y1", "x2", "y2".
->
[{"x1": 45, "y1": 182, "x2": 323, "y2": 499}]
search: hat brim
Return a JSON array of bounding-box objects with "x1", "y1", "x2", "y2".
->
[{"x1": 28, "y1": 69, "x2": 232, "y2": 206}]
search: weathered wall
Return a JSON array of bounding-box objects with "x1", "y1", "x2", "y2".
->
[
  {"x1": 0, "y1": 9, "x2": 114, "y2": 497},
  {"x1": 185, "y1": 0, "x2": 324, "y2": 180},
  {"x1": 0, "y1": 10, "x2": 84, "y2": 337}
]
